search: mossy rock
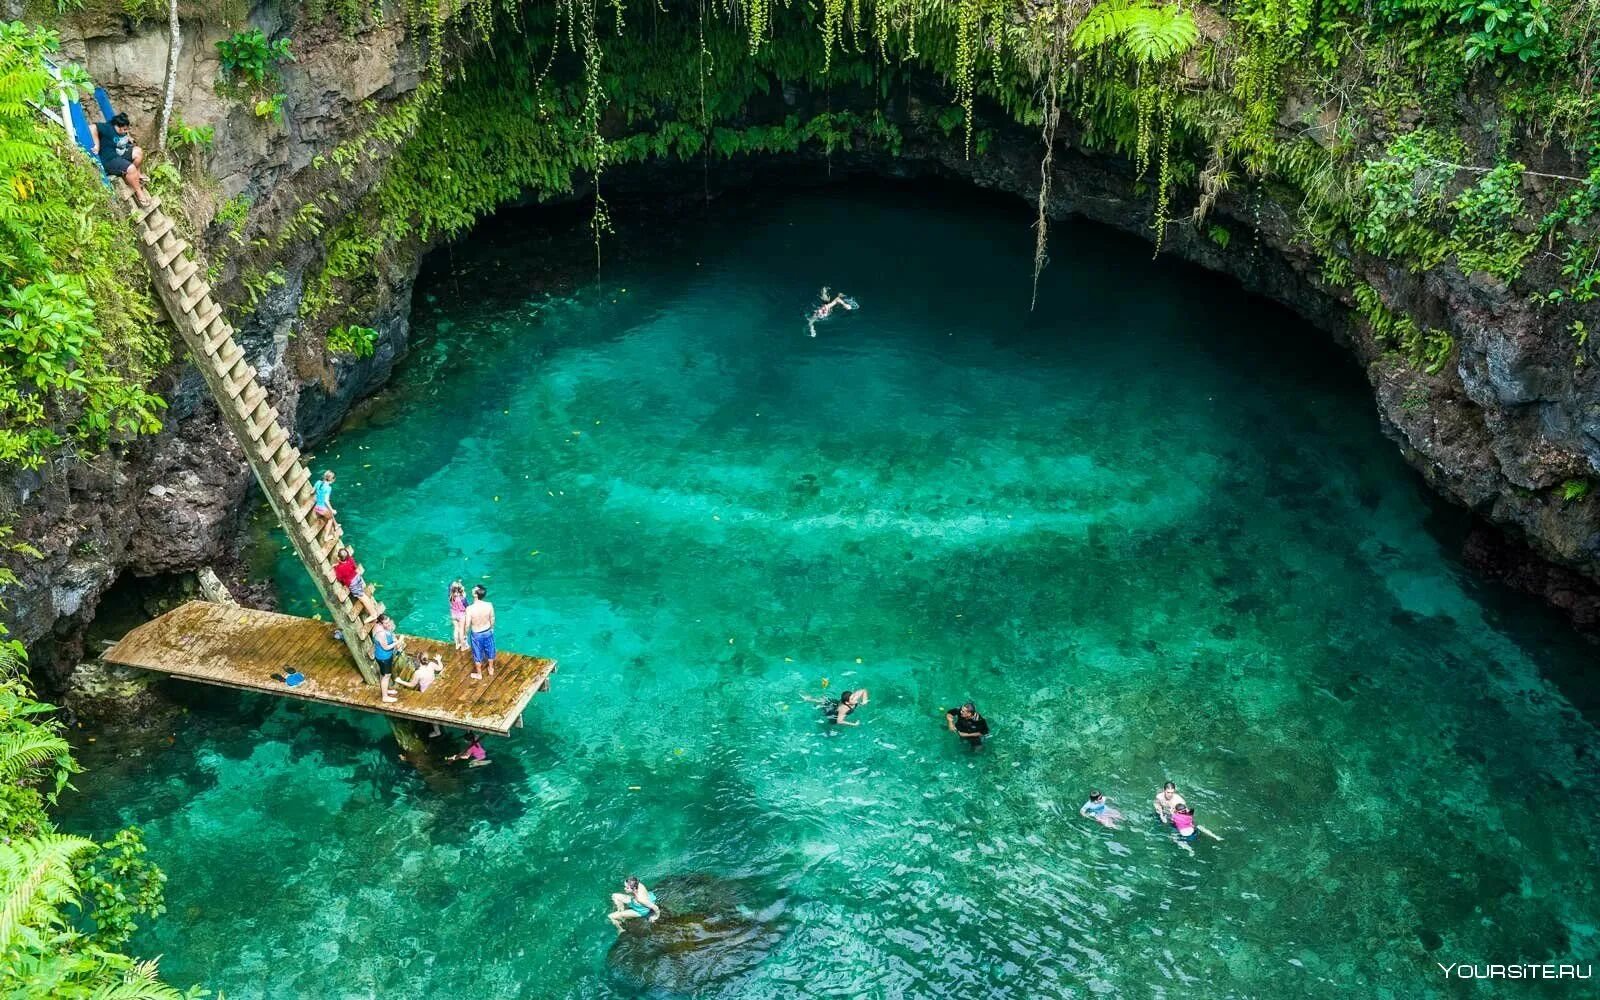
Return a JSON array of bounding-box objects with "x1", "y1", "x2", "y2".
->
[{"x1": 605, "y1": 874, "x2": 784, "y2": 994}]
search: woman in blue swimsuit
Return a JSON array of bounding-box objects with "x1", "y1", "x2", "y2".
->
[{"x1": 608, "y1": 875, "x2": 660, "y2": 929}]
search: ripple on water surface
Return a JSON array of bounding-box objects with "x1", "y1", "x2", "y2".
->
[{"x1": 66, "y1": 186, "x2": 1600, "y2": 998}]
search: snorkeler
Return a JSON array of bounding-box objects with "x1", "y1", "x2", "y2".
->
[
  {"x1": 803, "y1": 687, "x2": 870, "y2": 726},
  {"x1": 1079, "y1": 790, "x2": 1123, "y2": 829},
  {"x1": 806, "y1": 286, "x2": 858, "y2": 337},
  {"x1": 608, "y1": 876, "x2": 660, "y2": 930}
]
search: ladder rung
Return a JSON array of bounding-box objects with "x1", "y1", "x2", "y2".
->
[
  {"x1": 258, "y1": 422, "x2": 288, "y2": 452},
  {"x1": 194, "y1": 304, "x2": 225, "y2": 339},
  {"x1": 284, "y1": 466, "x2": 311, "y2": 499},
  {"x1": 272, "y1": 447, "x2": 302, "y2": 482},
  {"x1": 246, "y1": 405, "x2": 278, "y2": 440},
  {"x1": 166, "y1": 259, "x2": 199, "y2": 292},
  {"x1": 132, "y1": 194, "x2": 163, "y2": 221},
  {"x1": 211, "y1": 345, "x2": 243, "y2": 376},
  {"x1": 224, "y1": 364, "x2": 257, "y2": 398},
  {"x1": 179, "y1": 283, "x2": 210, "y2": 314},
  {"x1": 155, "y1": 238, "x2": 189, "y2": 269},
  {"x1": 143, "y1": 218, "x2": 174, "y2": 247},
  {"x1": 237, "y1": 381, "x2": 266, "y2": 412},
  {"x1": 201, "y1": 316, "x2": 231, "y2": 353}
]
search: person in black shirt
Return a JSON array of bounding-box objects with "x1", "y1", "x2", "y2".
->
[
  {"x1": 90, "y1": 112, "x2": 149, "y2": 206},
  {"x1": 945, "y1": 702, "x2": 990, "y2": 744}
]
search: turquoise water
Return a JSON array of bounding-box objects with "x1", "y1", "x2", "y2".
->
[{"x1": 67, "y1": 186, "x2": 1600, "y2": 997}]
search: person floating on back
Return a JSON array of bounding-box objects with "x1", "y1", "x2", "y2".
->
[
  {"x1": 945, "y1": 702, "x2": 989, "y2": 745},
  {"x1": 1079, "y1": 790, "x2": 1123, "y2": 829},
  {"x1": 371, "y1": 613, "x2": 399, "y2": 703},
  {"x1": 312, "y1": 470, "x2": 337, "y2": 523},
  {"x1": 1154, "y1": 781, "x2": 1186, "y2": 825},
  {"x1": 447, "y1": 732, "x2": 489, "y2": 765},
  {"x1": 807, "y1": 286, "x2": 858, "y2": 337},
  {"x1": 448, "y1": 580, "x2": 468, "y2": 651},
  {"x1": 333, "y1": 547, "x2": 378, "y2": 618},
  {"x1": 91, "y1": 111, "x2": 149, "y2": 206},
  {"x1": 608, "y1": 876, "x2": 660, "y2": 930},
  {"x1": 463, "y1": 584, "x2": 496, "y2": 680}
]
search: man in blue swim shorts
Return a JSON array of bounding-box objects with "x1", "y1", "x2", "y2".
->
[{"x1": 463, "y1": 584, "x2": 497, "y2": 680}]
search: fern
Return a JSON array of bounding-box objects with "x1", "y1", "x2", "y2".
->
[{"x1": 0, "y1": 833, "x2": 95, "y2": 953}]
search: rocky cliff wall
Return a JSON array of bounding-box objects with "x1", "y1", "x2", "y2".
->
[
  {"x1": 8, "y1": 7, "x2": 1599, "y2": 686},
  {"x1": 5, "y1": 2, "x2": 424, "y2": 681}
]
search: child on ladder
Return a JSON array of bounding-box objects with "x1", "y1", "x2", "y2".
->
[{"x1": 312, "y1": 470, "x2": 338, "y2": 538}]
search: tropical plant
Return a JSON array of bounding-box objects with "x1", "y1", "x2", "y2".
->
[
  {"x1": 216, "y1": 28, "x2": 293, "y2": 88},
  {"x1": 326, "y1": 323, "x2": 378, "y2": 357}
]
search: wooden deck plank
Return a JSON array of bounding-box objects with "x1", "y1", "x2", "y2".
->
[{"x1": 103, "y1": 601, "x2": 556, "y2": 737}]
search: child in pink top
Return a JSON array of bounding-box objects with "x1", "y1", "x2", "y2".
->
[
  {"x1": 448, "y1": 732, "x2": 487, "y2": 764},
  {"x1": 449, "y1": 580, "x2": 468, "y2": 650},
  {"x1": 1172, "y1": 805, "x2": 1197, "y2": 842}
]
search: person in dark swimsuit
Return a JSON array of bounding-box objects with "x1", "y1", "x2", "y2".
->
[
  {"x1": 945, "y1": 702, "x2": 990, "y2": 745},
  {"x1": 804, "y1": 687, "x2": 870, "y2": 726},
  {"x1": 90, "y1": 112, "x2": 149, "y2": 206}
]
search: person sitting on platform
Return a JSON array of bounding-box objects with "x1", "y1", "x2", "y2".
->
[
  {"x1": 372, "y1": 614, "x2": 399, "y2": 703},
  {"x1": 447, "y1": 732, "x2": 489, "y2": 765},
  {"x1": 90, "y1": 111, "x2": 150, "y2": 207},
  {"x1": 395, "y1": 652, "x2": 440, "y2": 693},
  {"x1": 394, "y1": 651, "x2": 443, "y2": 737},
  {"x1": 333, "y1": 547, "x2": 378, "y2": 618}
]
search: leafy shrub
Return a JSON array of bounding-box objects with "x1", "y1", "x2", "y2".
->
[
  {"x1": 216, "y1": 28, "x2": 293, "y2": 88},
  {"x1": 1455, "y1": 0, "x2": 1550, "y2": 65},
  {"x1": 327, "y1": 324, "x2": 378, "y2": 358}
]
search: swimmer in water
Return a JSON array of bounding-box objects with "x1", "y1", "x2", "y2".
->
[
  {"x1": 1171, "y1": 804, "x2": 1198, "y2": 845},
  {"x1": 807, "y1": 286, "x2": 857, "y2": 336},
  {"x1": 803, "y1": 687, "x2": 870, "y2": 726},
  {"x1": 1079, "y1": 790, "x2": 1123, "y2": 829},
  {"x1": 1154, "y1": 781, "x2": 1186, "y2": 825}
]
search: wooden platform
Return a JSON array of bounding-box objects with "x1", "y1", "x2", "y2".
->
[{"x1": 104, "y1": 601, "x2": 556, "y2": 737}]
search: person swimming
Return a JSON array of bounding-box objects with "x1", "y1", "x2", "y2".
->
[
  {"x1": 804, "y1": 687, "x2": 870, "y2": 726},
  {"x1": 807, "y1": 286, "x2": 858, "y2": 336},
  {"x1": 1079, "y1": 790, "x2": 1123, "y2": 828},
  {"x1": 1154, "y1": 781, "x2": 1186, "y2": 824}
]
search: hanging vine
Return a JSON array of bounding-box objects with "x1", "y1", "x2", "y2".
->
[
  {"x1": 1071, "y1": 0, "x2": 1198, "y2": 251},
  {"x1": 1031, "y1": 0, "x2": 1069, "y2": 308}
]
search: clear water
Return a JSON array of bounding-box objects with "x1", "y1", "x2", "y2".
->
[{"x1": 65, "y1": 186, "x2": 1600, "y2": 998}]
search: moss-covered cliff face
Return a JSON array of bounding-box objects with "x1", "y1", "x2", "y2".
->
[{"x1": 9, "y1": 0, "x2": 1600, "y2": 675}]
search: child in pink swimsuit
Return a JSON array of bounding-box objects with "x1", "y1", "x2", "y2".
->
[{"x1": 448, "y1": 580, "x2": 468, "y2": 650}]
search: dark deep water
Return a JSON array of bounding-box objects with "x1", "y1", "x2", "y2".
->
[{"x1": 65, "y1": 184, "x2": 1600, "y2": 998}]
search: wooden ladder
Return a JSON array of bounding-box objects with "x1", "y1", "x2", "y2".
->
[{"x1": 124, "y1": 188, "x2": 385, "y2": 684}]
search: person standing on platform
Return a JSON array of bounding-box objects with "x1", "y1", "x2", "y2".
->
[
  {"x1": 372, "y1": 614, "x2": 399, "y2": 703},
  {"x1": 463, "y1": 585, "x2": 497, "y2": 680}
]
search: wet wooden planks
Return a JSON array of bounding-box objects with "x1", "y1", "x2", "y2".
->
[{"x1": 103, "y1": 601, "x2": 556, "y2": 737}]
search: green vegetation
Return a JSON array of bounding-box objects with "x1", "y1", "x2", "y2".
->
[
  {"x1": 215, "y1": 27, "x2": 292, "y2": 89},
  {"x1": 0, "y1": 546, "x2": 194, "y2": 998},
  {"x1": 326, "y1": 322, "x2": 378, "y2": 358},
  {"x1": 0, "y1": 22, "x2": 165, "y2": 472}
]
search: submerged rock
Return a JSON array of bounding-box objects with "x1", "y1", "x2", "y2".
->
[{"x1": 605, "y1": 874, "x2": 784, "y2": 995}]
